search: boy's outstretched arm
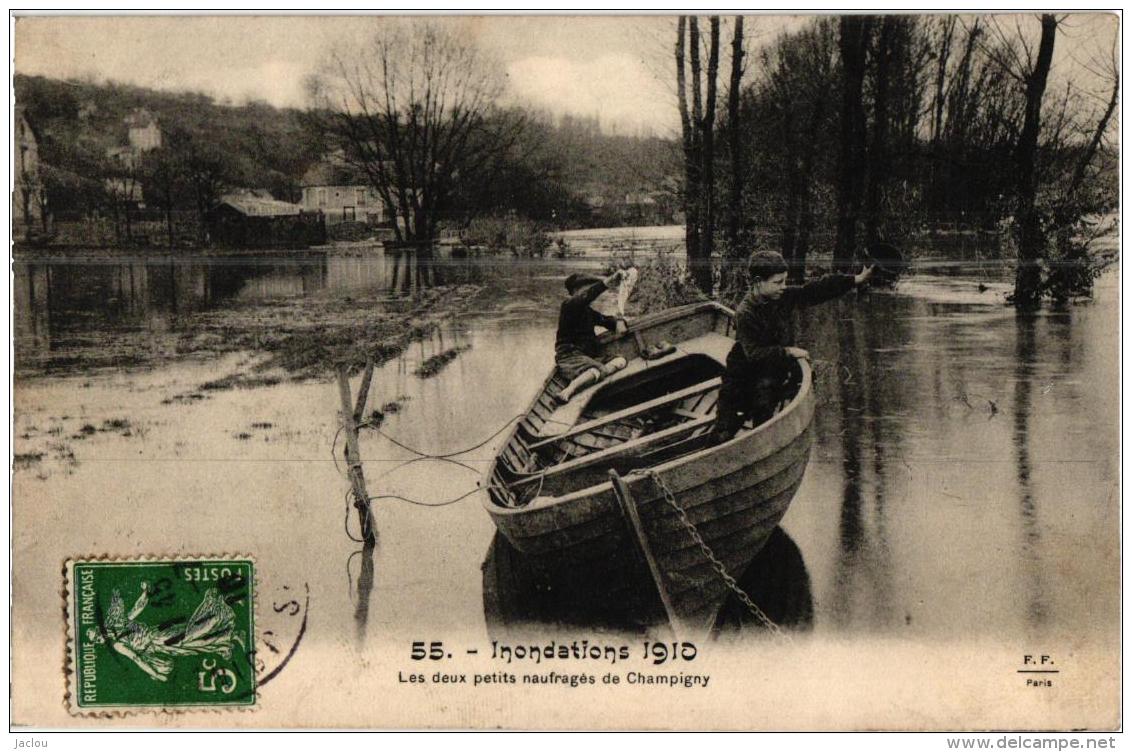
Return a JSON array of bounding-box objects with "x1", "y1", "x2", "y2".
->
[
  {"x1": 790, "y1": 265, "x2": 875, "y2": 307},
  {"x1": 567, "y1": 270, "x2": 623, "y2": 308}
]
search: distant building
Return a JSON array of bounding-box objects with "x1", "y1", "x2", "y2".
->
[
  {"x1": 300, "y1": 159, "x2": 386, "y2": 226},
  {"x1": 125, "y1": 108, "x2": 162, "y2": 152},
  {"x1": 207, "y1": 190, "x2": 323, "y2": 249},
  {"x1": 13, "y1": 106, "x2": 44, "y2": 231},
  {"x1": 107, "y1": 108, "x2": 162, "y2": 168}
]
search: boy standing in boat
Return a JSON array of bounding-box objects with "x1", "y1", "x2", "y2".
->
[
  {"x1": 554, "y1": 271, "x2": 629, "y2": 403},
  {"x1": 712, "y1": 251, "x2": 874, "y2": 442}
]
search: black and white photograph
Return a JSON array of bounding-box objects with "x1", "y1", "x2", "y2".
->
[{"x1": 8, "y1": 11, "x2": 1121, "y2": 732}]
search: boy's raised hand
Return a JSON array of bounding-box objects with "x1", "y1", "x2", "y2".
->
[{"x1": 855, "y1": 265, "x2": 876, "y2": 286}]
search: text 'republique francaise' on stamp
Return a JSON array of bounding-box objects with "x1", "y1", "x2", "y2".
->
[{"x1": 64, "y1": 556, "x2": 256, "y2": 715}]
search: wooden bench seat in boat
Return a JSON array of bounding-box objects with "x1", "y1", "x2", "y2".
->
[
  {"x1": 527, "y1": 377, "x2": 722, "y2": 450},
  {"x1": 509, "y1": 410, "x2": 719, "y2": 497},
  {"x1": 535, "y1": 331, "x2": 734, "y2": 439}
]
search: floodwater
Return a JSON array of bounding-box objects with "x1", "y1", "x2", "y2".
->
[
  {"x1": 9, "y1": 257, "x2": 1120, "y2": 724},
  {"x1": 12, "y1": 247, "x2": 394, "y2": 370}
]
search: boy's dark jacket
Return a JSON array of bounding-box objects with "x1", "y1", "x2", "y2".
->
[
  {"x1": 555, "y1": 280, "x2": 619, "y2": 357},
  {"x1": 731, "y1": 274, "x2": 856, "y2": 373}
]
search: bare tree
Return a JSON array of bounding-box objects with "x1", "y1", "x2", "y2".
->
[
  {"x1": 700, "y1": 17, "x2": 721, "y2": 290},
  {"x1": 310, "y1": 20, "x2": 520, "y2": 292},
  {"x1": 834, "y1": 15, "x2": 872, "y2": 271},
  {"x1": 675, "y1": 15, "x2": 723, "y2": 293},
  {"x1": 930, "y1": 17, "x2": 957, "y2": 144},
  {"x1": 1009, "y1": 14, "x2": 1058, "y2": 307},
  {"x1": 142, "y1": 146, "x2": 185, "y2": 249},
  {"x1": 726, "y1": 16, "x2": 745, "y2": 252},
  {"x1": 676, "y1": 17, "x2": 699, "y2": 281},
  {"x1": 1044, "y1": 25, "x2": 1119, "y2": 300}
]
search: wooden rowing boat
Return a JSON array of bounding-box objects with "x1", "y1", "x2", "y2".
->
[{"x1": 481, "y1": 301, "x2": 815, "y2": 635}]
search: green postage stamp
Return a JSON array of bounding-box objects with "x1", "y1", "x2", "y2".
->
[{"x1": 65, "y1": 557, "x2": 256, "y2": 713}]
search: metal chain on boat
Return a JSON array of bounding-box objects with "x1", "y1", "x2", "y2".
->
[{"x1": 644, "y1": 470, "x2": 790, "y2": 641}]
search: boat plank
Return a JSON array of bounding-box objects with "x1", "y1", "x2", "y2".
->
[
  {"x1": 528, "y1": 378, "x2": 721, "y2": 449},
  {"x1": 500, "y1": 427, "x2": 811, "y2": 540}
]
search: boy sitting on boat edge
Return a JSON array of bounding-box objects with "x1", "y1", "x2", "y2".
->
[
  {"x1": 711, "y1": 251, "x2": 875, "y2": 442},
  {"x1": 554, "y1": 271, "x2": 629, "y2": 404}
]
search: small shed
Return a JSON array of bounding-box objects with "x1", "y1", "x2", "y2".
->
[{"x1": 207, "y1": 194, "x2": 325, "y2": 249}]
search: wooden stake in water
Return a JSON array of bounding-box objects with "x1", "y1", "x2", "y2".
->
[{"x1": 338, "y1": 364, "x2": 377, "y2": 544}]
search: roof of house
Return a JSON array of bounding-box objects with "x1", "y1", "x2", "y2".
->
[
  {"x1": 218, "y1": 193, "x2": 302, "y2": 217},
  {"x1": 14, "y1": 105, "x2": 41, "y2": 143}
]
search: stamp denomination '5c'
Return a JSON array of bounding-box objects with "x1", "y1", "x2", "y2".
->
[{"x1": 65, "y1": 557, "x2": 256, "y2": 713}]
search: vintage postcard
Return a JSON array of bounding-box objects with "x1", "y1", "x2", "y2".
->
[{"x1": 9, "y1": 12, "x2": 1121, "y2": 731}]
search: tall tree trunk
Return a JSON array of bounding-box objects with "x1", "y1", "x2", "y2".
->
[
  {"x1": 780, "y1": 99, "x2": 800, "y2": 274},
  {"x1": 1012, "y1": 14, "x2": 1057, "y2": 308},
  {"x1": 726, "y1": 16, "x2": 745, "y2": 252},
  {"x1": 931, "y1": 17, "x2": 955, "y2": 144},
  {"x1": 389, "y1": 246, "x2": 402, "y2": 295},
  {"x1": 676, "y1": 17, "x2": 701, "y2": 279},
  {"x1": 834, "y1": 15, "x2": 870, "y2": 272},
  {"x1": 688, "y1": 18, "x2": 707, "y2": 289},
  {"x1": 21, "y1": 188, "x2": 33, "y2": 240},
  {"x1": 123, "y1": 186, "x2": 133, "y2": 242},
  {"x1": 794, "y1": 81, "x2": 828, "y2": 284},
  {"x1": 696, "y1": 16, "x2": 720, "y2": 294},
  {"x1": 865, "y1": 16, "x2": 894, "y2": 245}
]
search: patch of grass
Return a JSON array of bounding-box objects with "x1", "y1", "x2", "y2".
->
[
  {"x1": 14, "y1": 452, "x2": 44, "y2": 469},
  {"x1": 250, "y1": 422, "x2": 274, "y2": 429},
  {"x1": 201, "y1": 375, "x2": 282, "y2": 392},
  {"x1": 79, "y1": 424, "x2": 97, "y2": 435},
  {"x1": 102, "y1": 418, "x2": 131, "y2": 431},
  {"x1": 365, "y1": 395, "x2": 413, "y2": 429},
  {"x1": 414, "y1": 345, "x2": 472, "y2": 379},
  {"x1": 162, "y1": 392, "x2": 209, "y2": 405},
  {"x1": 233, "y1": 432, "x2": 253, "y2": 440}
]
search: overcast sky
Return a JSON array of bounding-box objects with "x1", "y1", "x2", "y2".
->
[{"x1": 13, "y1": 14, "x2": 1119, "y2": 137}]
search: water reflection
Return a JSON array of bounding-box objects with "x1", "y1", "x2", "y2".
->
[
  {"x1": 351, "y1": 541, "x2": 378, "y2": 644},
  {"x1": 482, "y1": 524, "x2": 813, "y2": 639},
  {"x1": 13, "y1": 247, "x2": 394, "y2": 368},
  {"x1": 823, "y1": 292, "x2": 903, "y2": 631},
  {"x1": 790, "y1": 276, "x2": 1118, "y2": 637},
  {"x1": 1012, "y1": 314, "x2": 1047, "y2": 627}
]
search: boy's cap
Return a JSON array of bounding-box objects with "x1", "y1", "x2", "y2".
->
[
  {"x1": 565, "y1": 273, "x2": 603, "y2": 294},
  {"x1": 747, "y1": 250, "x2": 788, "y2": 280}
]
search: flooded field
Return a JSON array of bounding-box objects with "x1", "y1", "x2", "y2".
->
[{"x1": 9, "y1": 253, "x2": 1120, "y2": 726}]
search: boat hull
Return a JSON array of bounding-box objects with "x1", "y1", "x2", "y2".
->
[{"x1": 483, "y1": 302, "x2": 816, "y2": 632}]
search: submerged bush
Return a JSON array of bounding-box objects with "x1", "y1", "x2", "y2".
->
[{"x1": 621, "y1": 248, "x2": 709, "y2": 316}]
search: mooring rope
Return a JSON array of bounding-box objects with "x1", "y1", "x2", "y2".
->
[
  {"x1": 342, "y1": 455, "x2": 485, "y2": 541},
  {"x1": 332, "y1": 413, "x2": 526, "y2": 475},
  {"x1": 365, "y1": 414, "x2": 525, "y2": 459}
]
